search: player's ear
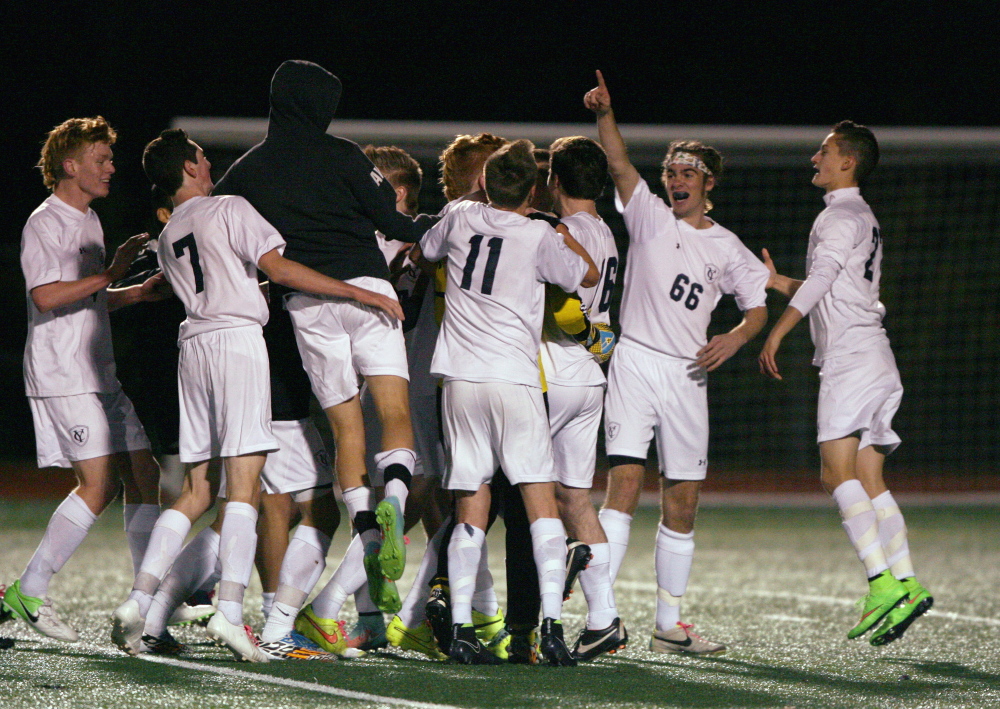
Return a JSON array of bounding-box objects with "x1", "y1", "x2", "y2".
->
[
  {"x1": 394, "y1": 185, "x2": 408, "y2": 207},
  {"x1": 183, "y1": 160, "x2": 199, "y2": 179},
  {"x1": 704, "y1": 174, "x2": 716, "y2": 193},
  {"x1": 62, "y1": 157, "x2": 78, "y2": 178},
  {"x1": 156, "y1": 207, "x2": 172, "y2": 224}
]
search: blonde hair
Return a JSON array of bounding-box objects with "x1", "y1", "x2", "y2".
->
[
  {"x1": 38, "y1": 116, "x2": 117, "y2": 190},
  {"x1": 439, "y1": 133, "x2": 507, "y2": 201}
]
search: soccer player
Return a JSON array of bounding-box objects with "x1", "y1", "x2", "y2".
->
[
  {"x1": 421, "y1": 139, "x2": 598, "y2": 666},
  {"x1": 213, "y1": 61, "x2": 435, "y2": 601},
  {"x1": 540, "y1": 135, "x2": 626, "y2": 660},
  {"x1": 111, "y1": 128, "x2": 403, "y2": 662},
  {"x1": 585, "y1": 71, "x2": 769, "y2": 655},
  {"x1": 759, "y1": 121, "x2": 933, "y2": 646},
  {"x1": 5, "y1": 117, "x2": 166, "y2": 643}
]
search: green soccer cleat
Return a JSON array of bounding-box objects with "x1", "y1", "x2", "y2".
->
[
  {"x1": 294, "y1": 604, "x2": 365, "y2": 658},
  {"x1": 5, "y1": 580, "x2": 78, "y2": 643},
  {"x1": 386, "y1": 615, "x2": 447, "y2": 660},
  {"x1": 870, "y1": 578, "x2": 934, "y2": 646},
  {"x1": 472, "y1": 607, "x2": 504, "y2": 645},
  {"x1": 847, "y1": 570, "x2": 908, "y2": 639},
  {"x1": 364, "y1": 541, "x2": 402, "y2": 614},
  {"x1": 375, "y1": 496, "x2": 406, "y2": 580}
]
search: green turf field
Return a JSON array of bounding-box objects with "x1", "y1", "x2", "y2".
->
[{"x1": 2, "y1": 499, "x2": 998, "y2": 709}]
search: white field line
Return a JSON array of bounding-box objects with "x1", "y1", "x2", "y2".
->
[
  {"x1": 139, "y1": 655, "x2": 463, "y2": 709},
  {"x1": 614, "y1": 580, "x2": 1000, "y2": 626}
]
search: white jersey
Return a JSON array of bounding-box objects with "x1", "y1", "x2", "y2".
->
[
  {"x1": 540, "y1": 211, "x2": 618, "y2": 387},
  {"x1": 616, "y1": 180, "x2": 768, "y2": 360},
  {"x1": 156, "y1": 196, "x2": 285, "y2": 342},
  {"x1": 421, "y1": 200, "x2": 588, "y2": 387},
  {"x1": 788, "y1": 187, "x2": 889, "y2": 365},
  {"x1": 21, "y1": 194, "x2": 119, "y2": 397}
]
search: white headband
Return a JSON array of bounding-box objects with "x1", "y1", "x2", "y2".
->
[{"x1": 668, "y1": 151, "x2": 712, "y2": 176}]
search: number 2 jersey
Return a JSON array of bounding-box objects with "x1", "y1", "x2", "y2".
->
[
  {"x1": 788, "y1": 187, "x2": 888, "y2": 365},
  {"x1": 420, "y1": 200, "x2": 589, "y2": 387},
  {"x1": 156, "y1": 195, "x2": 286, "y2": 342},
  {"x1": 616, "y1": 180, "x2": 768, "y2": 360}
]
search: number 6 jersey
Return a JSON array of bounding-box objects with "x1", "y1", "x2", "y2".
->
[
  {"x1": 156, "y1": 195, "x2": 285, "y2": 342},
  {"x1": 616, "y1": 180, "x2": 768, "y2": 360},
  {"x1": 420, "y1": 200, "x2": 589, "y2": 387}
]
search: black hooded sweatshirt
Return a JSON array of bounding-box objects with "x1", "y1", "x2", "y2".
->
[{"x1": 214, "y1": 60, "x2": 433, "y2": 283}]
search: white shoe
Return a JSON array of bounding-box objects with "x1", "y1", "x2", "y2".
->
[
  {"x1": 111, "y1": 599, "x2": 145, "y2": 655},
  {"x1": 168, "y1": 602, "x2": 215, "y2": 626},
  {"x1": 206, "y1": 613, "x2": 269, "y2": 663}
]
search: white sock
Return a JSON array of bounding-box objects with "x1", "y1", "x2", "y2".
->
[
  {"x1": 871, "y1": 490, "x2": 915, "y2": 579},
  {"x1": 448, "y1": 523, "x2": 485, "y2": 626},
  {"x1": 21, "y1": 493, "x2": 98, "y2": 598},
  {"x1": 129, "y1": 509, "x2": 191, "y2": 617},
  {"x1": 216, "y1": 502, "x2": 258, "y2": 626},
  {"x1": 342, "y1": 486, "x2": 374, "y2": 522},
  {"x1": 529, "y1": 517, "x2": 567, "y2": 621},
  {"x1": 311, "y1": 529, "x2": 375, "y2": 619},
  {"x1": 397, "y1": 518, "x2": 448, "y2": 627},
  {"x1": 261, "y1": 592, "x2": 275, "y2": 620},
  {"x1": 832, "y1": 480, "x2": 888, "y2": 578},
  {"x1": 260, "y1": 525, "x2": 332, "y2": 642},
  {"x1": 471, "y1": 539, "x2": 498, "y2": 616},
  {"x1": 579, "y1": 542, "x2": 618, "y2": 629},
  {"x1": 143, "y1": 526, "x2": 220, "y2": 638},
  {"x1": 598, "y1": 508, "x2": 632, "y2": 583},
  {"x1": 123, "y1": 503, "x2": 160, "y2": 577},
  {"x1": 354, "y1": 583, "x2": 380, "y2": 614},
  {"x1": 655, "y1": 525, "x2": 693, "y2": 631},
  {"x1": 376, "y1": 448, "x2": 415, "y2": 511}
]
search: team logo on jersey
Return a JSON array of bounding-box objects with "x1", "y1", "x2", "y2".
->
[
  {"x1": 607, "y1": 422, "x2": 620, "y2": 440},
  {"x1": 704, "y1": 263, "x2": 720, "y2": 284},
  {"x1": 370, "y1": 168, "x2": 384, "y2": 186},
  {"x1": 70, "y1": 426, "x2": 89, "y2": 446}
]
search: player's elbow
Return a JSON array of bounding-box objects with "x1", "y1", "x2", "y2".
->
[
  {"x1": 31, "y1": 288, "x2": 58, "y2": 314},
  {"x1": 580, "y1": 268, "x2": 600, "y2": 289}
]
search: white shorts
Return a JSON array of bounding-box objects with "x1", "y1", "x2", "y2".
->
[
  {"x1": 29, "y1": 389, "x2": 150, "y2": 468},
  {"x1": 817, "y1": 341, "x2": 903, "y2": 453},
  {"x1": 604, "y1": 344, "x2": 708, "y2": 481},
  {"x1": 178, "y1": 325, "x2": 277, "y2": 463},
  {"x1": 441, "y1": 380, "x2": 555, "y2": 491},
  {"x1": 261, "y1": 418, "x2": 333, "y2": 496},
  {"x1": 286, "y1": 278, "x2": 408, "y2": 410},
  {"x1": 548, "y1": 383, "x2": 603, "y2": 489}
]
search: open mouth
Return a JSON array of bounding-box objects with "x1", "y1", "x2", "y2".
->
[{"x1": 672, "y1": 191, "x2": 690, "y2": 202}]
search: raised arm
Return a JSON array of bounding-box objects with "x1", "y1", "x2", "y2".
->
[{"x1": 584, "y1": 70, "x2": 641, "y2": 206}]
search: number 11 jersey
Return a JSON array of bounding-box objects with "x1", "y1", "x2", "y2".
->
[{"x1": 421, "y1": 200, "x2": 589, "y2": 387}]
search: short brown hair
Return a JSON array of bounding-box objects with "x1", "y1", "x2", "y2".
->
[
  {"x1": 831, "y1": 120, "x2": 879, "y2": 184},
  {"x1": 143, "y1": 128, "x2": 198, "y2": 196},
  {"x1": 363, "y1": 145, "x2": 423, "y2": 196},
  {"x1": 661, "y1": 139, "x2": 724, "y2": 184},
  {"x1": 550, "y1": 136, "x2": 608, "y2": 200},
  {"x1": 38, "y1": 116, "x2": 117, "y2": 190},
  {"x1": 484, "y1": 139, "x2": 537, "y2": 209},
  {"x1": 439, "y1": 133, "x2": 508, "y2": 202}
]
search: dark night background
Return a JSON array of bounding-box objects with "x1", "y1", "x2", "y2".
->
[{"x1": 2, "y1": 2, "x2": 998, "y2": 479}]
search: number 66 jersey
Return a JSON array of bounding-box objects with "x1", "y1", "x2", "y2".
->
[{"x1": 420, "y1": 200, "x2": 589, "y2": 387}]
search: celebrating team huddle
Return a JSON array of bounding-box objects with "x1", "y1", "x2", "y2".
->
[{"x1": 3, "y1": 62, "x2": 933, "y2": 669}]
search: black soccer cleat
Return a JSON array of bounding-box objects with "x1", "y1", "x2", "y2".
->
[
  {"x1": 539, "y1": 618, "x2": 577, "y2": 667},
  {"x1": 562, "y1": 539, "x2": 592, "y2": 601},
  {"x1": 507, "y1": 627, "x2": 539, "y2": 665},
  {"x1": 448, "y1": 623, "x2": 503, "y2": 665},
  {"x1": 425, "y1": 578, "x2": 453, "y2": 653},
  {"x1": 572, "y1": 617, "x2": 628, "y2": 661}
]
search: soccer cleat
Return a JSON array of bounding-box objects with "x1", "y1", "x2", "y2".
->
[
  {"x1": 573, "y1": 617, "x2": 628, "y2": 661},
  {"x1": 650, "y1": 622, "x2": 726, "y2": 655},
  {"x1": 485, "y1": 625, "x2": 511, "y2": 660},
  {"x1": 167, "y1": 602, "x2": 215, "y2": 627},
  {"x1": 0, "y1": 585, "x2": 13, "y2": 624},
  {"x1": 448, "y1": 623, "x2": 503, "y2": 665},
  {"x1": 870, "y1": 578, "x2": 934, "y2": 647},
  {"x1": 847, "y1": 570, "x2": 908, "y2": 639},
  {"x1": 205, "y1": 613, "x2": 269, "y2": 663},
  {"x1": 507, "y1": 628, "x2": 539, "y2": 665},
  {"x1": 140, "y1": 630, "x2": 188, "y2": 655},
  {"x1": 258, "y1": 631, "x2": 337, "y2": 661},
  {"x1": 375, "y1": 496, "x2": 406, "y2": 580},
  {"x1": 539, "y1": 618, "x2": 577, "y2": 667},
  {"x1": 363, "y1": 542, "x2": 402, "y2": 614},
  {"x1": 425, "y1": 579, "x2": 453, "y2": 652},
  {"x1": 5, "y1": 581, "x2": 78, "y2": 643},
  {"x1": 347, "y1": 612, "x2": 388, "y2": 651},
  {"x1": 110, "y1": 598, "x2": 145, "y2": 654},
  {"x1": 386, "y1": 615, "x2": 447, "y2": 660},
  {"x1": 472, "y1": 607, "x2": 505, "y2": 645},
  {"x1": 294, "y1": 604, "x2": 365, "y2": 658},
  {"x1": 563, "y1": 539, "x2": 592, "y2": 601}
]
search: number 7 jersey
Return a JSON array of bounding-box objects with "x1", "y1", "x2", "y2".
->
[
  {"x1": 420, "y1": 200, "x2": 589, "y2": 387},
  {"x1": 156, "y1": 195, "x2": 285, "y2": 342}
]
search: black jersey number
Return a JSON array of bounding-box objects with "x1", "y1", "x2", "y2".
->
[
  {"x1": 173, "y1": 233, "x2": 204, "y2": 293},
  {"x1": 597, "y1": 256, "x2": 618, "y2": 313},
  {"x1": 669, "y1": 273, "x2": 703, "y2": 310},
  {"x1": 460, "y1": 234, "x2": 503, "y2": 295},
  {"x1": 863, "y1": 227, "x2": 881, "y2": 282}
]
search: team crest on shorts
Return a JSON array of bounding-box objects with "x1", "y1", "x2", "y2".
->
[
  {"x1": 704, "y1": 263, "x2": 720, "y2": 284},
  {"x1": 607, "y1": 422, "x2": 620, "y2": 440},
  {"x1": 70, "y1": 426, "x2": 89, "y2": 446},
  {"x1": 314, "y1": 449, "x2": 330, "y2": 468}
]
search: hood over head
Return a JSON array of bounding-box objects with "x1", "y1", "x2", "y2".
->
[{"x1": 268, "y1": 60, "x2": 341, "y2": 137}]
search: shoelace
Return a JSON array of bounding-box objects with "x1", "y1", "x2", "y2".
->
[
  {"x1": 677, "y1": 622, "x2": 705, "y2": 640},
  {"x1": 243, "y1": 624, "x2": 261, "y2": 647}
]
